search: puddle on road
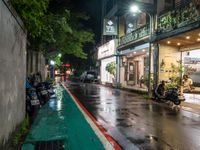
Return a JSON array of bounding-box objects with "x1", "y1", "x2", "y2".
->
[{"x1": 127, "y1": 135, "x2": 174, "y2": 150}]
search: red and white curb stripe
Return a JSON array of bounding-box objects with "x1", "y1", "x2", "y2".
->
[{"x1": 62, "y1": 83, "x2": 122, "y2": 150}]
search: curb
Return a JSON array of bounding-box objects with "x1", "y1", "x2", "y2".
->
[{"x1": 62, "y1": 83, "x2": 122, "y2": 150}]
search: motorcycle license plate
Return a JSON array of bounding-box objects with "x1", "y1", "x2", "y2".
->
[
  {"x1": 31, "y1": 95, "x2": 37, "y2": 99},
  {"x1": 41, "y1": 90, "x2": 48, "y2": 95},
  {"x1": 31, "y1": 99, "x2": 40, "y2": 105},
  {"x1": 48, "y1": 89, "x2": 53, "y2": 93}
]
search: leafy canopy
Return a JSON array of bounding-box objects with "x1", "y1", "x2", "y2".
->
[{"x1": 11, "y1": 0, "x2": 94, "y2": 59}]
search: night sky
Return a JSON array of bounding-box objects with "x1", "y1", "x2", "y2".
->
[
  {"x1": 75, "y1": 0, "x2": 102, "y2": 44},
  {"x1": 50, "y1": 0, "x2": 102, "y2": 44},
  {"x1": 49, "y1": 0, "x2": 102, "y2": 70}
]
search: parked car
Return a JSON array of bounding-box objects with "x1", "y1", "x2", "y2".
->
[{"x1": 80, "y1": 71, "x2": 97, "y2": 83}]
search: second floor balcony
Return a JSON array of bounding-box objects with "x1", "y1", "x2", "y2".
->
[
  {"x1": 157, "y1": 1, "x2": 200, "y2": 35},
  {"x1": 118, "y1": 0, "x2": 200, "y2": 48},
  {"x1": 119, "y1": 24, "x2": 149, "y2": 47}
]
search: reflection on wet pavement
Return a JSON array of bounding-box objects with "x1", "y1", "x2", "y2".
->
[{"x1": 67, "y1": 82, "x2": 200, "y2": 150}]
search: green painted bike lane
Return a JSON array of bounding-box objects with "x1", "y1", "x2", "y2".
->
[{"x1": 21, "y1": 85, "x2": 106, "y2": 150}]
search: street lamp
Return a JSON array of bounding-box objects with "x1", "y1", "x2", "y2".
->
[
  {"x1": 50, "y1": 60, "x2": 55, "y2": 66},
  {"x1": 49, "y1": 60, "x2": 55, "y2": 79},
  {"x1": 130, "y1": 4, "x2": 154, "y2": 96},
  {"x1": 130, "y1": 5, "x2": 140, "y2": 13},
  {"x1": 58, "y1": 53, "x2": 62, "y2": 58}
]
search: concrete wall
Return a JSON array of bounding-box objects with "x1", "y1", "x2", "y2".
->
[{"x1": 0, "y1": 0, "x2": 26, "y2": 145}]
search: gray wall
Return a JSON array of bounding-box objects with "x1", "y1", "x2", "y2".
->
[
  {"x1": 0, "y1": 0, "x2": 26, "y2": 145},
  {"x1": 27, "y1": 50, "x2": 46, "y2": 81}
]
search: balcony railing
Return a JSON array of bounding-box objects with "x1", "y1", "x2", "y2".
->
[
  {"x1": 120, "y1": 24, "x2": 149, "y2": 46},
  {"x1": 157, "y1": 1, "x2": 200, "y2": 34}
]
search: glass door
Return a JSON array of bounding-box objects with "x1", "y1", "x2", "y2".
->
[{"x1": 127, "y1": 61, "x2": 135, "y2": 85}]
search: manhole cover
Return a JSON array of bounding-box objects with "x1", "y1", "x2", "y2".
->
[{"x1": 34, "y1": 140, "x2": 64, "y2": 150}]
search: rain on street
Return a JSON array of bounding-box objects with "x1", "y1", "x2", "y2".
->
[{"x1": 66, "y1": 82, "x2": 200, "y2": 150}]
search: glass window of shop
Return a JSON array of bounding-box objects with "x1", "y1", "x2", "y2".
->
[
  {"x1": 125, "y1": 13, "x2": 146, "y2": 34},
  {"x1": 183, "y1": 49, "x2": 200, "y2": 92}
]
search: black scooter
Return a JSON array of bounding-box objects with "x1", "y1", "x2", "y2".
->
[
  {"x1": 154, "y1": 87, "x2": 185, "y2": 105},
  {"x1": 35, "y1": 82, "x2": 50, "y2": 105},
  {"x1": 26, "y1": 88, "x2": 40, "y2": 116}
]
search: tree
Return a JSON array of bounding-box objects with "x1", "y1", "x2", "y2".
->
[
  {"x1": 10, "y1": 0, "x2": 49, "y2": 38},
  {"x1": 10, "y1": 0, "x2": 94, "y2": 59},
  {"x1": 106, "y1": 62, "x2": 116, "y2": 75}
]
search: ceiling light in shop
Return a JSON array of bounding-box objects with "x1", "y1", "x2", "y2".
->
[
  {"x1": 129, "y1": 53, "x2": 133, "y2": 57},
  {"x1": 134, "y1": 52, "x2": 136, "y2": 54},
  {"x1": 186, "y1": 36, "x2": 190, "y2": 39},
  {"x1": 128, "y1": 23, "x2": 134, "y2": 28},
  {"x1": 142, "y1": 49, "x2": 145, "y2": 52},
  {"x1": 167, "y1": 41, "x2": 171, "y2": 44},
  {"x1": 177, "y1": 43, "x2": 181, "y2": 46},
  {"x1": 197, "y1": 38, "x2": 200, "y2": 41}
]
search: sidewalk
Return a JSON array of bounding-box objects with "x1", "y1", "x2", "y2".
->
[
  {"x1": 21, "y1": 85, "x2": 113, "y2": 150},
  {"x1": 180, "y1": 93, "x2": 200, "y2": 114}
]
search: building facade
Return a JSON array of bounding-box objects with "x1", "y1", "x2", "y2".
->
[
  {"x1": 155, "y1": 0, "x2": 200, "y2": 93},
  {"x1": 98, "y1": 39, "x2": 118, "y2": 84},
  {"x1": 100, "y1": 0, "x2": 200, "y2": 93}
]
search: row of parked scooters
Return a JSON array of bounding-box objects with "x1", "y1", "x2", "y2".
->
[{"x1": 26, "y1": 73, "x2": 55, "y2": 118}]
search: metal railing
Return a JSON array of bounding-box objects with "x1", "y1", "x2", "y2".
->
[
  {"x1": 119, "y1": 24, "x2": 149, "y2": 46},
  {"x1": 157, "y1": 1, "x2": 200, "y2": 34}
]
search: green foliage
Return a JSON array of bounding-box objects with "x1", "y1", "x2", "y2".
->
[
  {"x1": 55, "y1": 55, "x2": 61, "y2": 66},
  {"x1": 12, "y1": 115, "x2": 29, "y2": 147},
  {"x1": 143, "y1": 94, "x2": 151, "y2": 100},
  {"x1": 11, "y1": 0, "x2": 49, "y2": 38},
  {"x1": 11, "y1": 0, "x2": 94, "y2": 59},
  {"x1": 105, "y1": 62, "x2": 116, "y2": 75},
  {"x1": 142, "y1": 74, "x2": 153, "y2": 88},
  {"x1": 165, "y1": 61, "x2": 183, "y2": 89}
]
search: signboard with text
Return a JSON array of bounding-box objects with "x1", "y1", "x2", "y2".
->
[
  {"x1": 103, "y1": 18, "x2": 117, "y2": 36},
  {"x1": 98, "y1": 39, "x2": 117, "y2": 59}
]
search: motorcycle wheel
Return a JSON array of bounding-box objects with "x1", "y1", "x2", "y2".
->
[{"x1": 173, "y1": 100, "x2": 181, "y2": 105}]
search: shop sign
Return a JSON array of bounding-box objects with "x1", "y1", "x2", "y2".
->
[
  {"x1": 98, "y1": 40, "x2": 117, "y2": 59},
  {"x1": 103, "y1": 18, "x2": 117, "y2": 35},
  {"x1": 184, "y1": 57, "x2": 200, "y2": 64}
]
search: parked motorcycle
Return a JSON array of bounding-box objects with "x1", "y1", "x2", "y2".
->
[
  {"x1": 43, "y1": 81, "x2": 55, "y2": 95},
  {"x1": 164, "y1": 88, "x2": 185, "y2": 105},
  {"x1": 26, "y1": 88, "x2": 40, "y2": 117},
  {"x1": 35, "y1": 82, "x2": 50, "y2": 105},
  {"x1": 154, "y1": 87, "x2": 185, "y2": 105}
]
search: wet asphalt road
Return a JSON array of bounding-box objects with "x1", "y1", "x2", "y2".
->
[{"x1": 66, "y1": 82, "x2": 200, "y2": 150}]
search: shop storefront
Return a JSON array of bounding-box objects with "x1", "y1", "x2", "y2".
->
[
  {"x1": 119, "y1": 43, "x2": 152, "y2": 91},
  {"x1": 157, "y1": 28, "x2": 200, "y2": 103},
  {"x1": 98, "y1": 39, "x2": 118, "y2": 84}
]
